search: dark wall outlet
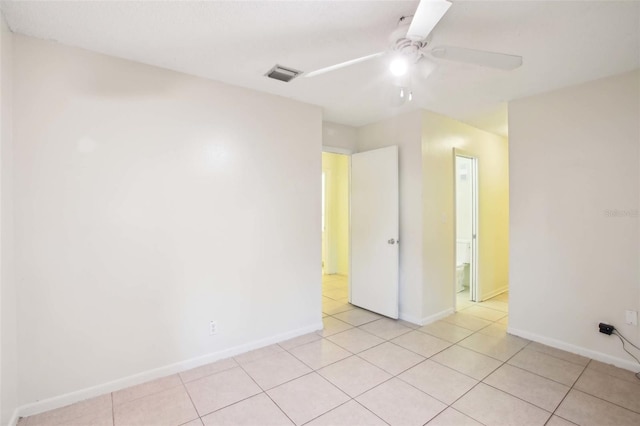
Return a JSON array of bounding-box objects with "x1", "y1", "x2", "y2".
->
[{"x1": 599, "y1": 323, "x2": 615, "y2": 335}]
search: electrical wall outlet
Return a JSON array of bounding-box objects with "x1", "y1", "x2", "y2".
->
[
  {"x1": 209, "y1": 320, "x2": 218, "y2": 335},
  {"x1": 625, "y1": 310, "x2": 638, "y2": 326},
  {"x1": 599, "y1": 323, "x2": 614, "y2": 335}
]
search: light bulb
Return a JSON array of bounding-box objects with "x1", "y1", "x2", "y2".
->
[
  {"x1": 400, "y1": 88, "x2": 404, "y2": 98},
  {"x1": 389, "y1": 57, "x2": 408, "y2": 76}
]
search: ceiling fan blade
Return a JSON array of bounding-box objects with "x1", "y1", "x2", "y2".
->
[
  {"x1": 431, "y1": 46, "x2": 523, "y2": 70},
  {"x1": 304, "y1": 52, "x2": 385, "y2": 78},
  {"x1": 406, "y1": 0, "x2": 452, "y2": 41}
]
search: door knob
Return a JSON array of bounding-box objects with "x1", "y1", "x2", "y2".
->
[{"x1": 388, "y1": 238, "x2": 396, "y2": 245}]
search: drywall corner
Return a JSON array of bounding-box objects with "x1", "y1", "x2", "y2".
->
[
  {"x1": 323, "y1": 121, "x2": 357, "y2": 153},
  {"x1": 356, "y1": 110, "x2": 424, "y2": 322},
  {"x1": 0, "y1": 10, "x2": 16, "y2": 426}
]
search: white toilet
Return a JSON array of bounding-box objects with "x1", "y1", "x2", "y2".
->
[{"x1": 456, "y1": 240, "x2": 471, "y2": 292}]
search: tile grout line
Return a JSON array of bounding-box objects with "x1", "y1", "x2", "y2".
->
[
  {"x1": 323, "y1": 330, "x2": 407, "y2": 360},
  {"x1": 327, "y1": 292, "x2": 455, "y2": 424},
  {"x1": 437, "y1": 375, "x2": 490, "y2": 425},
  {"x1": 307, "y1": 373, "x2": 353, "y2": 414},
  {"x1": 284, "y1": 340, "x2": 354, "y2": 371},
  {"x1": 280, "y1": 307, "x2": 389, "y2": 425},
  {"x1": 285, "y1": 299, "x2": 394, "y2": 426},
  {"x1": 425, "y1": 407, "x2": 489, "y2": 426},
  {"x1": 438, "y1": 310, "x2": 518, "y2": 418},
  {"x1": 524, "y1": 346, "x2": 592, "y2": 368},
  {"x1": 584, "y1": 363, "x2": 640, "y2": 385},
  {"x1": 232, "y1": 360, "x2": 299, "y2": 426},
  {"x1": 393, "y1": 369, "x2": 461, "y2": 410},
  {"x1": 546, "y1": 358, "x2": 591, "y2": 425},
  {"x1": 349, "y1": 399, "x2": 392, "y2": 426},
  {"x1": 110, "y1": 392, "x2": 115, "y2": 426},
  {"x1": 319, "y1": 305, "x2": 465, "y2": 425},
  {"x1": 463, "y1": 303, "x2": 510, "y2": 315},
  {"x1": 298, "y1": 399, "x2": 356, "y2": 426},
  {"x1": 190, "y1": 357, "x2": 310, "y2": 421},
  {"x1": 417, "y1": 313, "x2": 524, "y2": 425},
  {"x1": 560, "y1": 361, "x2": 640, "y2": 416},
  {"x1": 177, "y1": 368, "x2": 202, "y2": 423},
  {"x1": 111, "y1": 381, "x2": 186, "y2": 410},
  {"x1": 479, "y1": 381, "x2": 554, "y2": 419},
  {"x1": 402, "y1": 290, "x2": 506, "y2": 424},
  {"x1": 494, "y1": 342, "x2": 640, "y2": 423},
  {"x1": 180, "y1": 360, "x2": 239, "y2": 386},
  {"x1": 328, "y1": 319, "x2": 412, "y2": 341},
  {"x1": 351, "y1": 311, "x2": 493, "y2": 425},
  {"x1": 503, "y1": 357, "x2": 581, "y2": 388},
  {"x1": 244, "y1": 358, "x2": 316, "y2": 393}
]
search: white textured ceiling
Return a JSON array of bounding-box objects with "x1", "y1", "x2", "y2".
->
[{"x1": 2, "y1": 0, "x2": 639, "y2": 136}]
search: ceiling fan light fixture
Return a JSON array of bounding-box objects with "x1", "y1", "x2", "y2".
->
[{"x1": 389, "y1": 57, "x2": 408, "y2": 76}]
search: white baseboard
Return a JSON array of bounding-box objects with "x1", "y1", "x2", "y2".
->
[
  {"x1": 480, "y1": 285, "x2": 508, "y2": 302},
  {"x1": 508, "y1": 327, "x2": 640, "y2": 373},
  {"x1": 9, "y1": 322, "x2": 323, "y2": 425},
  {"x1": 6, "y1": 412, "x2": 19, "y2": 426},
  {"x1": 398, "y1": 311, "x2": 422, "y2": 326},
  {"x1": 411, "y1": 308, "x2": 455, "y2": 327}
]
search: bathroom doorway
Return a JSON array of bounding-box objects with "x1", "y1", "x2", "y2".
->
[
  {"x1": 455, "y1": 154, "x2": 478, "y2": 306},
  {"x1": 321, "y1": 151, "x2": 350, "y2": 310}
]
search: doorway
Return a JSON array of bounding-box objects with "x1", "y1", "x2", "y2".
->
[
  {"x1": 321, "y1": 152, "x2": 350, "y2": 307},
  {"x1": 321, "y1": 146, "x2": 400, "y2": 319},
  {"x1": 455, "y1": 154, "x2": 478, "y2": 307}
]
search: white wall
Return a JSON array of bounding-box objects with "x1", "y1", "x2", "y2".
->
[
  {"x1": 0, "y1": 12, "x2": 16, "y2": 426},
  {"x1": 323, "y1": 121, "x2": 357, "y2": 152},
  {"x1": 357, "y1": 111, "x2": 424, "y2": 323},
  {"x1": 421, "y1": 111, "x2": 510, "y2": 320},
  {"x1": 509, "y1": 70, "x2": 640, "y2": 369},
  {"x1": 13, "y1": 35, "x2": 322, "y2": 407}
]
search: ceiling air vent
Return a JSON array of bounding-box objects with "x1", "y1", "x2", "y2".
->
[{"x1": 265, "y1": 65, "x2": 302, "y2": 83}]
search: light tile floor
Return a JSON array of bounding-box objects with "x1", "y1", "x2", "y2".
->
[{"x1": 19, "y1": 275, "x2": 640, "y2": 426}]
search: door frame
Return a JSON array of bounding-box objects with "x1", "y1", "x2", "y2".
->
[
  {"x1": 323, "y1": 146, "x2": 353, "y2": 155},
  {"x1": 453, "y1": 149, "x2": 479, "y2": 307},
  {"x1": 321, "y1": 169, "x2": 330, "y2": 273}
]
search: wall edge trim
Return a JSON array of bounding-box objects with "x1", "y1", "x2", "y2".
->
[
  {"x1": 6, "y1": 412, "x2": 19, "y2": 426},
  {"x1": 508, "y1": 327, "x2": 640, "y2": 373},
  {"x1": 9, "y1": 321, "x2": 323, "y2": 424},
  {"x1": 418, "y1": 308, "x2": 455, "y2": 326},
  {"x1": 398, "y1": 310, "x2": 425, "y2": 326},
  {"x1": 480, "y1": 285, "x2": 508, "y2": 302}
]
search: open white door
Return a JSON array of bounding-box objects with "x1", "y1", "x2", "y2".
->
[{"x1": 350, "y1": 146, "x2": 399, "y2": 318}]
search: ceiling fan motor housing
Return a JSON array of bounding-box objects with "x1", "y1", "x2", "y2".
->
[{"x1": 393, "y1": 38, "x2": 427, "y2": 63}]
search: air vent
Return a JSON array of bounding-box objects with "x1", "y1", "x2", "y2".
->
[{"x1": 265, "y1": 65, "x2": 302, "y2": 82}]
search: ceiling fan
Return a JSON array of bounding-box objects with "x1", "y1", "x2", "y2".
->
[{"x1": 304, "y1": 0, "x2": 523, "y2": 82}]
